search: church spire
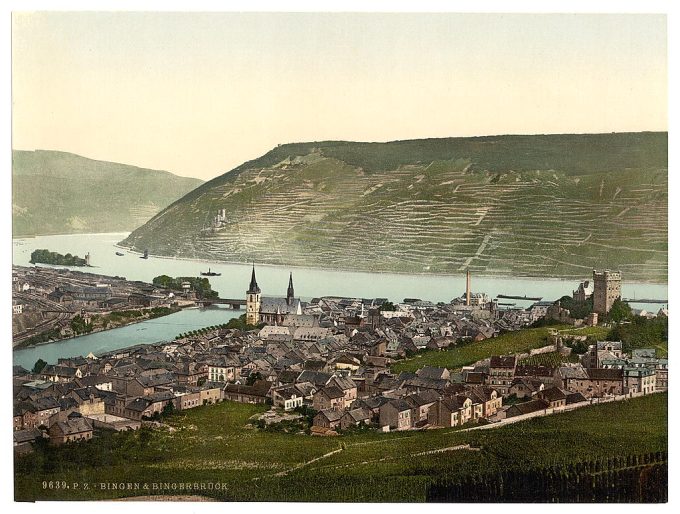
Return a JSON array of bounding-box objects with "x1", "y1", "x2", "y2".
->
[
  {"x1": 248, "y1": 264, "x2": 260, "y2": 294},
  {"x1": 287, "y1": 272, "x2": 294, "y2": 305}
]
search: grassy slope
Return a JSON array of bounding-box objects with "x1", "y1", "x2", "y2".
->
[
  {"x1": 120, "y1": 132, "x2": 668, "y2": 281},
  {"x1": 15, "y1": 393, "x2": 667, "y2": 502},
  {"x1": 391, "y1": 326, "x2": 567, "y2": 373},
  {"x1": 12, "y1": 150, "x2": 203, "y2": 236}
]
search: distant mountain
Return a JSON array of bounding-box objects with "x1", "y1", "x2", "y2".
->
[
  {"x1": 12, "y1": 150, "x2": 203, "y2": 236},
  {"x1": 120, "y1": 132, "x2": 667, "y2": 282}
]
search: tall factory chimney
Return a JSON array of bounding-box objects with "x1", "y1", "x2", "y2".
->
[{"x1": 466, "y1": 270, "x2": 471, "y2": 306}]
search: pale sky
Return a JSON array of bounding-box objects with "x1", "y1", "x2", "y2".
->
[{"x1": 12, "y1": 12, "x2": 667, "y2": 181}]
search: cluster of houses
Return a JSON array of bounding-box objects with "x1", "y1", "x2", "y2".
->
[
  {"x1": 12, "y1": 285, "x2": 668, "y2": 451},
  {"x1": 13, "y1": 265, "x2": 176, "y2": 312}
]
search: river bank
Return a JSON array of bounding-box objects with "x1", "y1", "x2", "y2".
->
[
  {"x1": 13, "y1": 305, "x2": 186, "y2": 351},
  {"x1": 12, "y1": 305, "x2": 240, "y2": 370}
]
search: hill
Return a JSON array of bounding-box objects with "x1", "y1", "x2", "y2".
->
[
  {"x1": 12, "y1": 150, "x2": 203, "y2": 236},
  {"x1": 120, "y1": 132, "x2": 667, "y2": 282}
]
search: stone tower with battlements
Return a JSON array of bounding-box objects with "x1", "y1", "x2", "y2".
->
[{"x1": 592, "y1": 269, "x2": 621, "y2": 315}]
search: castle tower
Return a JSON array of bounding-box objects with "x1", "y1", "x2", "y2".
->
[
  {"x1": 592, "y1": 269, "x2": 622, "y2": 315},
  {"x1": 287, "y1": 272, "x2": 294, "y2": 306},
  {"x1": 246, "y1": 265, "x2": 261, "y2": 325}
]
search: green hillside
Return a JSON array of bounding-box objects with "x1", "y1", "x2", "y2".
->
[
  {"x1": 120, "y1": 132, "x2": 667, "y2": 281},
  {"x1": 12, "y1": 150, "x2": 203, "y2": 236}
]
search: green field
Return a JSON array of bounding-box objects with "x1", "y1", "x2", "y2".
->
[
  {"x1": 391, "y1": 326, "x2": 567, "y2": 373},
  {"x1": 14, "y1": 392, "x2": 667, "y2": 502}
]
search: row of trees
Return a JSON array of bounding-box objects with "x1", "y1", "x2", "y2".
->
[{"x1": 29, "y1": 249, "x2": 87, "y2": 266}]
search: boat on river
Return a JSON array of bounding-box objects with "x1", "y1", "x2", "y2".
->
[
  {"x1": 115, "y1": 251, "x2": 124, "y2": 256},
  {"x1": 201, "y1": 268, "x2": 221, "y2": 276},
  {"x1": 140, "y1": 249, "x2": 149, "y2": 259}
]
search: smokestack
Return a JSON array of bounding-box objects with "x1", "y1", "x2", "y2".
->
[{"x1": 466, "y1": 269, "x2": 471, "y2": 306}]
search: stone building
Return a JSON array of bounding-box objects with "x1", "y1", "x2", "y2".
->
[
  {"x1": 592, "y1": 269, "x2": 622, "y2": 315},
  {"x1": 246, "y1": 266, "x2": 302, "y2": 326}
]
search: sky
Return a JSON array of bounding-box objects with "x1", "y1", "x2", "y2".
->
[{"x1": 12, "y1": 12, "x2": 667, "y2": 181}]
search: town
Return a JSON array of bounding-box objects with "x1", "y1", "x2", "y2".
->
[
  {"x1": 11, "y1": 265, "x2": 211, "y2": 348},
  {"x1": 12, "y1": 265, "x2": 668, "y2": 451}
]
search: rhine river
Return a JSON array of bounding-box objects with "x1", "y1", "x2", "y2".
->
[{"x1": 12, "y1": 233, "x2": 668, "y2": 370}]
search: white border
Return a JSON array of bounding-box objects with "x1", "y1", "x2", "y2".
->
[{"x1": 1, "y1": 2, "x2": 675, "y2": 513}]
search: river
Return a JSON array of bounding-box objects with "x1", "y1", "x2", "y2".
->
[{"x1": 12, "y1": 233, "x2": 668, "y2": 369}]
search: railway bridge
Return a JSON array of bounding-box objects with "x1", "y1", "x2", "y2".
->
[{"x1": 195, "y1": 298, "x2": 246, "y2": 309}]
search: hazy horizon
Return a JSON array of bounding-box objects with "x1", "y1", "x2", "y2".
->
[{"x1": 12, "y1": 12, "x2": 667, "y2": 181}]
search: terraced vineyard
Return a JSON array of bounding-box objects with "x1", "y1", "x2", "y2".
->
[{"x1": 121, "y1": 133, "x2": 667, "y2": 281}]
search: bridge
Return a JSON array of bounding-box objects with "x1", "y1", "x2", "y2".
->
[{"x1": 195, "y1": 298, "x2": 246, "y2": 309}]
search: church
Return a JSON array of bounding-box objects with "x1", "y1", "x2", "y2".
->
[{"x1": 246, "y1": 266, "x2": 302, "y2": 325}]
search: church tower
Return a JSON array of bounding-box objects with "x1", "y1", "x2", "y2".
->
[
  {"x1": 246, "y1": 265, "x2": 261, "y2": 325},
  {"x1": 287, "y1": 272, "x2": 295, "y2": 306}
]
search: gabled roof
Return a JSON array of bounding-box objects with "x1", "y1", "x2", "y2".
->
[
  {"x1": 385, "y1": 398, "x2": 411, "y2": 413},
  {"x1": 51, "y1": 417, "x2": 93, "y2": 435},
  {"x1": 343, "y1": 407, "x2": 371, "y2": 422},
  {"x1": 507, "y1": 398, "x2": 550, "y2": 416},
  {"x1": 317, "y1": 408, "x2": 343, "y2": 422},
  {"x1": 538, "y1": 387, "x2": 567, "y2": 402},
  {"x1": 296, "y1": 370, "x2": 332, "y2": 386},
  {"x1": 318, "y1": 385, "x2": 345, "y2": 400},
  {"x1": 416, "y1": 366, "x2": 448, "y2": 380}
]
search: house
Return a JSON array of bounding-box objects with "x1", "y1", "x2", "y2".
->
[
  {"x1": 379, "y1": 398, "x2": 413, "y2": 431},
  {"x1": 467, "y1": 386, "x2": 502, "y2": 417},
  {"x1": 207, "y1": 356, "x2": 240, "y2": 383},
  {"x1": 509, "y1": 377, "x2": 545, "y2": 399},
  {"x1": 623, "y1": 368, "x2": 656, "y2": 395},
  {"x1": 331, "y1": 354, "x2": 362, "y2": 372},
  {"x1": 312, "y1": 386, "x2": 346, "y2": 411},
  {"x1": 339, "y1": 408, "x2": 371, "y2": 430},
  {"x1": 223, "y1": 380, "x2": 271, "y2": 404},
  {"x1": 271, "y1": 385, "x2": 304, "y2": 411},
  {"x1": 582, "y1": 341, "x2": 623, "y2": 368},
  {"x1": 327, "y1": 375, "x2": 358, "y2": 406},
  {"x1": 405, "y1": 390, "x2": 439, "y2": 424},
  {"x1": 505, "y1": 398, "x2": 550, "y2": 418},
  {"x1": 488, "y1": 356, "x2": 517, "y2": 396},
  {"x1": 68, "y1": 387, "x2": 106, "y2": 416},
  {"x1": 352, "y1": 396, "x2": 390, "y2": 423},
  {"x1": 537, "y1": 387, "x2": 567, "y2": 408},
  {"x1": 427, "y1": 396, "x2": 473, "y2": 427},
  {"x1": 416, "y1": 366, "x2": 451, "y2": 381},
  {"x1": 48, "y1": 417, "x2": 93, "y2": 445},
  {"x1": 175, "y1": 389, "x2": 202, "y2": 410},
  {"x1": 566, "y1": 368, "x2": 624, "y2": 398},
  {"x1": 313, "y1": 408, "x2": 343, "y2": 430},
  {"x1": 13, "y1": 428, "x2": 43, "y2": 453}
]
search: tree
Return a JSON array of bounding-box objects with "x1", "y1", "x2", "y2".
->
[
  {"x1": 161, "y1": 402, "x2": 175, "y2": 418},
  {"x1": 607, "y1": 299, "x2": 632, "y2": 323},
  {"x1": 246, "y1": 372, "x2": 264, "y2": 386},
  {"x1": 32, "y1": 359, "x2": 47, "y2": 374},
  {"x1": 380, "y1": 301, "x2": 396, "y2": 312}
]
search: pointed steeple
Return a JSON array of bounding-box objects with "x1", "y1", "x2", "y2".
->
[
  {"x1": 286, "y1": 272, "x2": 294, "y2": 305},
  {"x1": 248, "y1": 264, "x2": 261, "y2": 294}
]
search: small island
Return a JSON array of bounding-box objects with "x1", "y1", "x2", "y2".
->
[{"x1": 29, "y1": 249, "x2": 90, "y2": 267}]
